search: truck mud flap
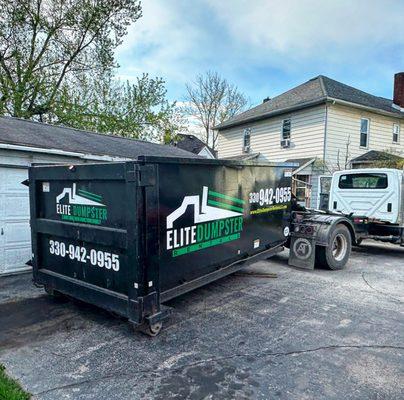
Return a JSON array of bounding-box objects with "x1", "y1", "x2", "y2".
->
[{"x1": 288, "y1": 235, "x2": 316, "y2": 269}]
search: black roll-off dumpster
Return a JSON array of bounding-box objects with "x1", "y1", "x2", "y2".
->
[{"x1": 29, "y1": 156, "x2": 294, "y2": 335}]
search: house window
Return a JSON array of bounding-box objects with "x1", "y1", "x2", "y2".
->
[
  {"x1": 243, "y1": 128, "x2": 251, "y2": 152},
  {"x1": 393, "y1": 123, "x2": 400, "y2": 143},
  {"x1": 282, "y1": 119, "x2": 291, "y2": 140},
  {"x1": 360, "y1": 118, "x2": 369, "y2": 148}
]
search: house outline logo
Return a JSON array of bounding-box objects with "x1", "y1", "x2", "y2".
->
[
  {"x1": 56, "y1": 183, "x2": 105, "y2": 207},
  {"x1": 56, "y1": 183, "x2": 107, "y2": 225},
  {"x1": 166, "y1": 186, "x2": 245, "y2": 257},
  {"x1": 167, "y1": 186, "x2": 243, "y2": 229}
]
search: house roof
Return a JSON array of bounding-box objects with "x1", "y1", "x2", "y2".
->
[
  {"x1": 284, "y1": 157, "x2": 316, "y2": 173},
  {"x1": 284, "y1": 157, "x2": 315, "y2": 167},
  {"x1": 221, "y1": 152, "x2": 261, "y2": 161},
  {"x1": 0, "y1": 117, "x2": 197, "y2": 159},
  {"x1": 215, "y1": 75, "x2": 404, "y2": 130},
  {"x1": 350, "y1": 150, "x2": 403, "y2": 164},
  {"x1": 173, "y1": 134, "x2": 215, "y2": 156}
]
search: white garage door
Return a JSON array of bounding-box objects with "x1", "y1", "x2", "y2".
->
[{"x1": 0, "y1": 167, "x2": 31, "y2": 275}]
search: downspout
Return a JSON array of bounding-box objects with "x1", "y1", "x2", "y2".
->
[
  {"x1": 316, "y1": 102, "x2": 329, "y2": 209},
  {"x1": 323, "y1": 102, "x2": 328, "y2": 170}
]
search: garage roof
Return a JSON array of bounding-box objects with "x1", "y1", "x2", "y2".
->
[
  {"x1": 0, "y1": 117, "x2": 197, "y2": 159},
  {"x1": 350, "y1": 150, "x2": 403, "y2": 164}
]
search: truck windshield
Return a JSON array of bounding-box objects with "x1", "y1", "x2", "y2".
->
[{"x1": 338, "y1": 173, "x2": 388, "y2": 189}]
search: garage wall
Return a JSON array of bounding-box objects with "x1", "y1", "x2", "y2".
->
[{"x1": 0, "y1": 149, "x2": 89, "y2": 275}]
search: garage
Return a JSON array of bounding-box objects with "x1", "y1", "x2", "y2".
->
[
  {"x1": 0, "y1": 167, "x2": 31, "y2": 274},
  {"x1": 0, "y1": 116, "x2": 195, "y2": 276}
]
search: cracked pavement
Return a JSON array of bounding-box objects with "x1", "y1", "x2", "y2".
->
[{"x1": 0, "y1": 241, "x2": 403, "y2": 399}]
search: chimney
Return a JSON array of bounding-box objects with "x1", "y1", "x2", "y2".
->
[{"x1": 393, "y1": 72, "x2": 404, "y2": 108}]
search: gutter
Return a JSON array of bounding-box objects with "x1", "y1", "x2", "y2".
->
[
  {"x1": 323, "y1": 103, "x2": 328, "y2": 165},
  {"x1": 327, "y1": 98, "x2": 404, "y2": 120},
  {"x1": 0, "y1": 143, "x2": 131, "y2": 162}
]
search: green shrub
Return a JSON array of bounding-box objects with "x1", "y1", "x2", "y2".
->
[{"x1": 0, "y1": 365, "x2": 30, "y2": 400}]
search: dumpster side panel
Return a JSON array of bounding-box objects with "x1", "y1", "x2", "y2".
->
[{"x1": 155, "y1": 162, "x2": 292, "y2": 293}]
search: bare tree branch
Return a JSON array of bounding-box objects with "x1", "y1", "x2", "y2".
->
[{"x1": 185, "y1": 71, "x2": 248, "y2": 149}]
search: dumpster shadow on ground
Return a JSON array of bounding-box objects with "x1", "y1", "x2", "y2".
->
[
  {"x1": 0, "y1": 295, "x2": 127, "y2": 350},
  {"x1": 0, "y1": 252, "x2": 301, "y2": 348}
]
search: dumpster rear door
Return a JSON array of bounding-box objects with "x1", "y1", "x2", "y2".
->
[{"x1": 29, "y1": 162, "x2": 137, "y2": 316}]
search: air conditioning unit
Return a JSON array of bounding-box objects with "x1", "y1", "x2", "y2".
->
[
  {"x1": 280, "y1": 139, "x2": 291, "y2": 148},
  {"x1": 243, "y1": 145, "x2": 250, "y2": 153}
]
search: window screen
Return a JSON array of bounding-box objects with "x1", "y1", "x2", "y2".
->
[{"x1": 338, "y1": 173, "x2": 388, "y2": 189}]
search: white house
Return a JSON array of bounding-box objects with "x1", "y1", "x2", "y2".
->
[
  {"x1": 215, "y1": 73, "x2": 404, "y2": 208},
  {"x1": 0, "y1": 117, "x2": 195, "y2": 276}
]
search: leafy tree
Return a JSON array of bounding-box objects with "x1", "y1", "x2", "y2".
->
[
  {"x1": 52, "y1": 72, "x2": 187, "y2": 141},
  {"x1": 185, "y1": 71, "x2": 248, "y2": 150},
  {"x1": 0, "y1": 0, "x2": 141, "y2": 120}
]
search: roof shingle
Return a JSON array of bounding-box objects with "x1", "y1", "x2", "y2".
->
[
  {"x1": 351, "y1": 150, "x2": 403, "y2": 163},
  {"x1": 216, "y1": 75, "x2": 403, "y2": 130},
  {"x1": 173, "y1": 134, "x2": 215, "y2": 156},
  {"x1": 0, "y1": 117, "x2": 198, "y2": 159}
]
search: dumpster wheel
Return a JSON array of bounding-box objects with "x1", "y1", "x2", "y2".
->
[
  {"x1": 44, "y1": 285, "x2": 68, "y2": 302},
  {"x1": 137, "y1": 322, "x2": 163, "y2": 337}
]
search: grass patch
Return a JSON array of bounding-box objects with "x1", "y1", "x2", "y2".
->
[{"x1": 0, "y1": 365, "x2": 30, "y2": 400}]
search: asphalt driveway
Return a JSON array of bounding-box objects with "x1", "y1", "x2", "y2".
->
[{"x1": 0, "y1": 242, "x2": 403, "y2": 400}]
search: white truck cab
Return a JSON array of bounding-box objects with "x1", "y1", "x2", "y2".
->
[{"x1": 329, "y1": 168, "x2": 403, "y2": 224}]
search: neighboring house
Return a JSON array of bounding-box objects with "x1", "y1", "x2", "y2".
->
[
  {"x1": 0, "y1": 117, "x2": 196, "y2": 276},
  {"x1": 216, "y1": 73, "x2": 404, "y2": 208},
  {"x1": 172, "y1": 133, "x2": 216, "y2": 158},
  {"x1": 350, "y1": 150, "x2": 404, "y2": 169}
]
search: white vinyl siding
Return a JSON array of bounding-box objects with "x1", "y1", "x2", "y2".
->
[
  {"x1": 325, "y1": 103, "x2": 404, "y2": 170},
  {"x1": 218, "y1": 105, "x2": 326, "y2": 161}
]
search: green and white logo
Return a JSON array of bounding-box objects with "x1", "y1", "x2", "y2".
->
[
  {"x1": 166, "y1": 186, "x2": 244, "y2": 257},
  {"x1": 56, "y1": 183, "x2": 107, "y2": 225}
]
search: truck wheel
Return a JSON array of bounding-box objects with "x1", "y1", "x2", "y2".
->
[{"x1": 316, "y1": 224, "x2": 351, "y2": 270}]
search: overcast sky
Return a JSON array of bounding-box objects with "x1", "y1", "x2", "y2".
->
[{"x1": 116, "y1": 0, "x2": 404, "y2": 107}]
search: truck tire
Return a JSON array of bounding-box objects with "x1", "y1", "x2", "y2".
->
[{"x1": 316, "y1": 224, "x2": 351, "y2": 270}]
